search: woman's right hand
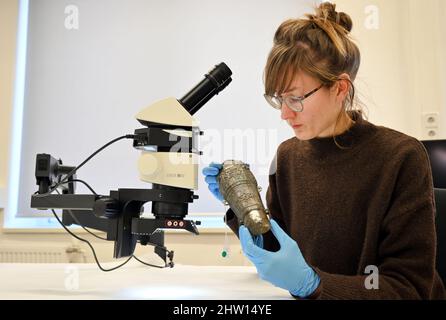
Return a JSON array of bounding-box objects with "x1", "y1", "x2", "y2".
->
[{"x1": 202, "y1": 162, "x2": 224, "y2": 202}]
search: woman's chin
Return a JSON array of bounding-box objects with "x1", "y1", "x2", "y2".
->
[{"x1": 293, "y1": 128, "x2": 313, "y2": 141}]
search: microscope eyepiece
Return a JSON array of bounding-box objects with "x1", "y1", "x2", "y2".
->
[{"x1": 179, "y1": 62, "x2": 232, "y2": 115}]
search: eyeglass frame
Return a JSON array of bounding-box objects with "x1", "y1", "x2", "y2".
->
[{"x1": 263, "y1": 84, "x2": 324, "y2": 112}]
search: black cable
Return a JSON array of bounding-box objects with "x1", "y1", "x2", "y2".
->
[
  {"x1": 35, "y1": 134, "x2": 135, "y2": 198},
  {"x1": 132, "y1": 254, "x2": 169, "y2": 269},
  {"x1": 54, "y1": 182, "x2": 103, "y2": 239},
  {"x1": 132, "y1": 238, "x2": 175, "y2": 268},
  {"x1": 56, "y1": 184, "x2": 174, "y2": 261},
  {"x1": 33, "y1": 133, "x2": 174, "y2": 270},
  {"x1": 73, "y1": 216, "x2": 108, "y2": 241},
  {"x1": 51, "y1": 209, "x2": 132, "y2": 272},
  {"x1": 55, "y1": 189, "x2": 107, "y2": 241},
  {"x1": 54, "y1": 191, "x2": 173, "y2": 269},
  {"x1": 119, "y1": 201, "x2": 173, "y2": 268},
  {"x1": 34, "y1": 179, "x2": 98, "y2": 196},
  {"x1": 67, "y1": 179, "x2": 98, "y2": 195}
]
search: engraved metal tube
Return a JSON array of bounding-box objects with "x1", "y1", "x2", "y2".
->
[{"x1": 217, "y1": 160, "x2": 271, "y2": 235}]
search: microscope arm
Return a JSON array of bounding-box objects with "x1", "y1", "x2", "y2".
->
[{"x1": 30, "y1": 188, "x2": 200, "y2": 260}]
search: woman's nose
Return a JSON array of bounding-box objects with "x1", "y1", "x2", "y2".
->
[{"x1": 280, "y1": 102, "x2": 297, "y2": 121}]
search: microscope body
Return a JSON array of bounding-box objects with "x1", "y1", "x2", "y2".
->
[
  {"x1": 135, "y1": 97, "x2": 200, "y2": 190},
  {"x1": 133, "y1": 97, "x2": 201, "y2": 221}
]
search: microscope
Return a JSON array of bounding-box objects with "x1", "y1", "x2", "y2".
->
[{"x1": 30, "y1": 63, "x2": 232, "y2": 267}]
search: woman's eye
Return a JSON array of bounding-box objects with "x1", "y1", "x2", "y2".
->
[{"x1": 289, "y1": 97, "x2": 302, "y2": 103}]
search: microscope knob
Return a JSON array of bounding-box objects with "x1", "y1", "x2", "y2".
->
[
  {"x1": 93, "y1": 197, "x2": 120, "y2": 218},
  {"x1": 138, "y1": 153, "x2": 160, "y2": 178}
]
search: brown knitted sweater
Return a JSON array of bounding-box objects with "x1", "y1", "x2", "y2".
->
[{"x1": 226, "y1": 111, "x2": 446, "y2": 299}]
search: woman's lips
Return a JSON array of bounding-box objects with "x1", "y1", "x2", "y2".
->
[{"x1": 292, "y1": 124, "x2": 303, "y2": 129}]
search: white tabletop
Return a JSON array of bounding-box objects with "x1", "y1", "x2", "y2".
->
[{"x1": 0, "y1": 260, "x2": 292, "y2": 300}]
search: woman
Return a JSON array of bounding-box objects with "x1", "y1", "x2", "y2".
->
[{"x1": 203, "y1": 2, "x2": 445, "y2": 299}]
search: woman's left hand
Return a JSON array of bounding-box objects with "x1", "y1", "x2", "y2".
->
[{"x1": 239, "y1": 219, "x2": 320, "y2": 298}]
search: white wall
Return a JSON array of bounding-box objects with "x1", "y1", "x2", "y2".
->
[
  {"x1": 1, "y1": 0, "x2": 446, "y2": 265},
  {"x1": 15, "y1": 0, "x2": 313, "y2": 218},
  {"x1": 336, "y1": 0, "x2": 446, "y2": 139}
]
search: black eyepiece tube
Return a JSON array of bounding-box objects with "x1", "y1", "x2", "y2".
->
[{"x1": 179, "y1": 62, "x2": 232, "y2": 115}]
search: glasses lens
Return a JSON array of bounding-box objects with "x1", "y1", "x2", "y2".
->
[
  {"x1": 264, "y1": 95, "x2": 282, "y2": 109},
  {"x1": 285, "y1": 97, "x2": 304, "y2": 112}
]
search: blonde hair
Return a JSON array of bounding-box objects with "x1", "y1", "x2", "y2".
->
[{"x1": 264, "y1": 2, "x2": 363, "y2": 146}]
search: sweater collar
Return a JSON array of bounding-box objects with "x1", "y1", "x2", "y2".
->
[{"x1": 297, "y1": 110, "x2": 378, "y2": 161}]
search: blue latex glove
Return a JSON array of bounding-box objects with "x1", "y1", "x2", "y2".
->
[
  {"x1": 202, "y1": 162, "x2": 224, "y2": 202},
  {"x1": 239, "y1": 219, "x2": 320, "y2": 298},
  {"x1": 253, "y1": 234, "x2": 263, "y2": 249}
]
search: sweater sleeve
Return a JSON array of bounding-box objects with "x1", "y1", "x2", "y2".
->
[{"x1": 312, "y1": 140, "x2": 442, "y2": 299}]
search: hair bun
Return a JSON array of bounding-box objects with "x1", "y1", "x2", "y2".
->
[{"x1": 314, "y1": 2, "x2": 353, "y2": 33}]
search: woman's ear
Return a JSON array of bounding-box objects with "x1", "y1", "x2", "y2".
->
[{"x1": 335, "y1": 73, "x2": 351, "y2": 101}]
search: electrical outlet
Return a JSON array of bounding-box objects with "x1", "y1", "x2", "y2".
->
[
  {"x1": 423, "y1": 113, "x2": 439, "y2": 128},
  {"x1": 426, "y1": 128, "x2": 438, "y2": 138}
]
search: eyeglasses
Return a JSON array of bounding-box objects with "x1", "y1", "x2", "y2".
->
[{"x1": 264, "y1": 84, "x2": 324, "y2": 112}]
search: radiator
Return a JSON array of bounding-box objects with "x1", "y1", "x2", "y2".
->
[{"x1": 0, "y1": 247, "x2": 69, "y2": 263}]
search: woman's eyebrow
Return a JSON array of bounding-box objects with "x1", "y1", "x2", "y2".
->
[
  {"x1": 282, "y1": 86, "x2": 302, "y2": 94},
  {"x1": 280, "y1": 87, "x2": 303, "y2": 96}
]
